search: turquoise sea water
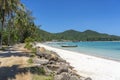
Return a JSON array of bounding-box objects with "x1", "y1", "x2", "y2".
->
[{"x1": 45, "y1": 41, "x2": 120, "y2": 61}]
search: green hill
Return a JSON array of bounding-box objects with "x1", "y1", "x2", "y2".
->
[
  {"x1": 35, "y1": 29, "x2": 120, "y2": 41},
  {"x1": 51, "y1": 29, "x2": 120, "y2": 41}
]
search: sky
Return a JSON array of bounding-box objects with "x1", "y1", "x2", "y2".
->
[{"x1": 21, "y1": 0, "x2": 120, "y2": 35}]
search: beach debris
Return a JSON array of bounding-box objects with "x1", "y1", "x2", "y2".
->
[
  {"x1": 54, "y1": 72, "x2": 81, "y2": 80},
  {"x1": 49, "y1": 54, "x2": 58, "y2": 61},
  {"x1": 85, "y1": 77, "x2": 92, "y2": 80},
  {"x1": 69, "y1": 75, "x2": 81, "y2": 80},
  {"x1": 57, "y1": 64, "x2": 69, "y2": 74},
  {"x1": 33, "y1": 58, "x2": 49, "y2": 65},
  {"x1": 39, "y1": 47, "x2": 46, "y2": 52},
  {"x1": 43, "y1": 66, "x2": 53, "y2": 76}
]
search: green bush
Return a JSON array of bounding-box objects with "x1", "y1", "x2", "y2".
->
[
  {"x1": 31, "y1": 48, "x2": 36, "y2": 53},
  {"x1": 30, "y1": 67, "x2": 45, "y2": 75},
  {"x1": 24, "y1": 42, "x2": 33, "y2": 50},
  {"x1": 27, "y1": 58, "x2": 33, "y2": 64},
  {"x1": 32, "y1": 75, "x2": 53, "y2": 80},
  {"x1": 25, "y1": 37, "x2": 34, "y2": 43},
  {"x1": 0, "y1": 47, "x2": 6, "y2": 51}
]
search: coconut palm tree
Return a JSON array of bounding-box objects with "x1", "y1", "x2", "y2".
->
[
  {"x1": 0, "y1": 0, "x2": 24, "y2": 48},
  {"x1": 14, "y1": 10, "x2": 35, "y2": 43}
]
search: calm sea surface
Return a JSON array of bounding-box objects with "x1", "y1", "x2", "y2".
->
[{"x1": 45, "y1": 41, "x2": 120, "y2": 61}]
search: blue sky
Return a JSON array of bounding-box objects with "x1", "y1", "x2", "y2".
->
[{"x1": 21, "y1": 0, "x2": 120, "y2": 35}]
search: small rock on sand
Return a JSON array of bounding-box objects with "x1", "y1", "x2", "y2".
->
[{"x1": 39, "y1": 47, "x2": 46, "y2": 52}]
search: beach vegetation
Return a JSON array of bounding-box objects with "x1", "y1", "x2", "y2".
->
[
  {"x1": 27, "y1": 58, "x2": 33, "y2": 64},
  {"x1": 32, "y1": 75, "x2": 53, "y2": 80},
  {"x1": 0, "y1": 0, "x2": 24, "y2": 47},
  {"x1": 24, "y1": 43, "x2": 32, "y2": 49}
]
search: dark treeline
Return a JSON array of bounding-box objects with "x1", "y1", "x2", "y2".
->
[{"x1": 0, "y1": 0, "x2": 120, "y2": 47}]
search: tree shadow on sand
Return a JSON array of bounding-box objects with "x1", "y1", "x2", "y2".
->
[
  {"x1": 0, "y1": 51, "x2": 33, "y2": 58},
  {"x1": 0, "y1": 65, "x2": 45, "y2": 80}
]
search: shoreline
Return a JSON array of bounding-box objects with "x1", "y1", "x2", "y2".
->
[
  {"x1": 45, "y1": 41, "x2": 120, "y2": 62},
  {"x1": 58, "y1": 47, "x2": 120, "y2": 62},
  {"x1": 36, "y1": 43, "x2": 120, "y2": 80}
]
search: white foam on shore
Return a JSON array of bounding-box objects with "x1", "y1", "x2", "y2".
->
[{"x1": 36, "y1": 43, "x2": 120, "y2": 80}]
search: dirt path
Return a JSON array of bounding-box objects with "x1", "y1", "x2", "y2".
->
[{"x1": 0, "y1": 46, "x2": 31, "y2": 80}]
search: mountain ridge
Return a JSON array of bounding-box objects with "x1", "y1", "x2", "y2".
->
[{"x1": 39, "y1": 29, "x2": 120, "y2": 41}]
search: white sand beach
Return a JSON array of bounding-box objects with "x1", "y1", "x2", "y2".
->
[{"x1": 36, "y1": 43, "x2": 120, "y2": 80}]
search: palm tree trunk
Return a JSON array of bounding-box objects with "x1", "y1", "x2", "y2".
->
[
  {"x1": 0, "y1": 28, "x2": 2, "y2": 48},
  {"x1": 8, "y1": 28, "x2": 10, "y2": 46},
  {"x1": 0, "y1": 22, "x2": 4, "y2": 48},
  {"x1": 8, "y1": 22, "x2": 12, "y2": 46},
  {"x1": 0, "y1": 10, "x2": 5, "y2": 48}
]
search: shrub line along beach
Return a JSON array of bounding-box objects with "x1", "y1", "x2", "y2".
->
[{"x1": 36, "y1": 43, "x2": 120, "y2": 80}]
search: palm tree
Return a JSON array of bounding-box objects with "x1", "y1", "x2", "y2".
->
[
  {"x1": 0, "y1": 0, "x2": 24, "y2": 48},
  {"x1": 14, "y1": 10, "x2": 35, "y2": 43}
]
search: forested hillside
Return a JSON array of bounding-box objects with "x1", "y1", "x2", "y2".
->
[
  {"x1": 32, "y1": 29, "x2": 120, "y2": 41},
  {"x1": 53, "y1": 29, "x2": 120, "y2": 41}
]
